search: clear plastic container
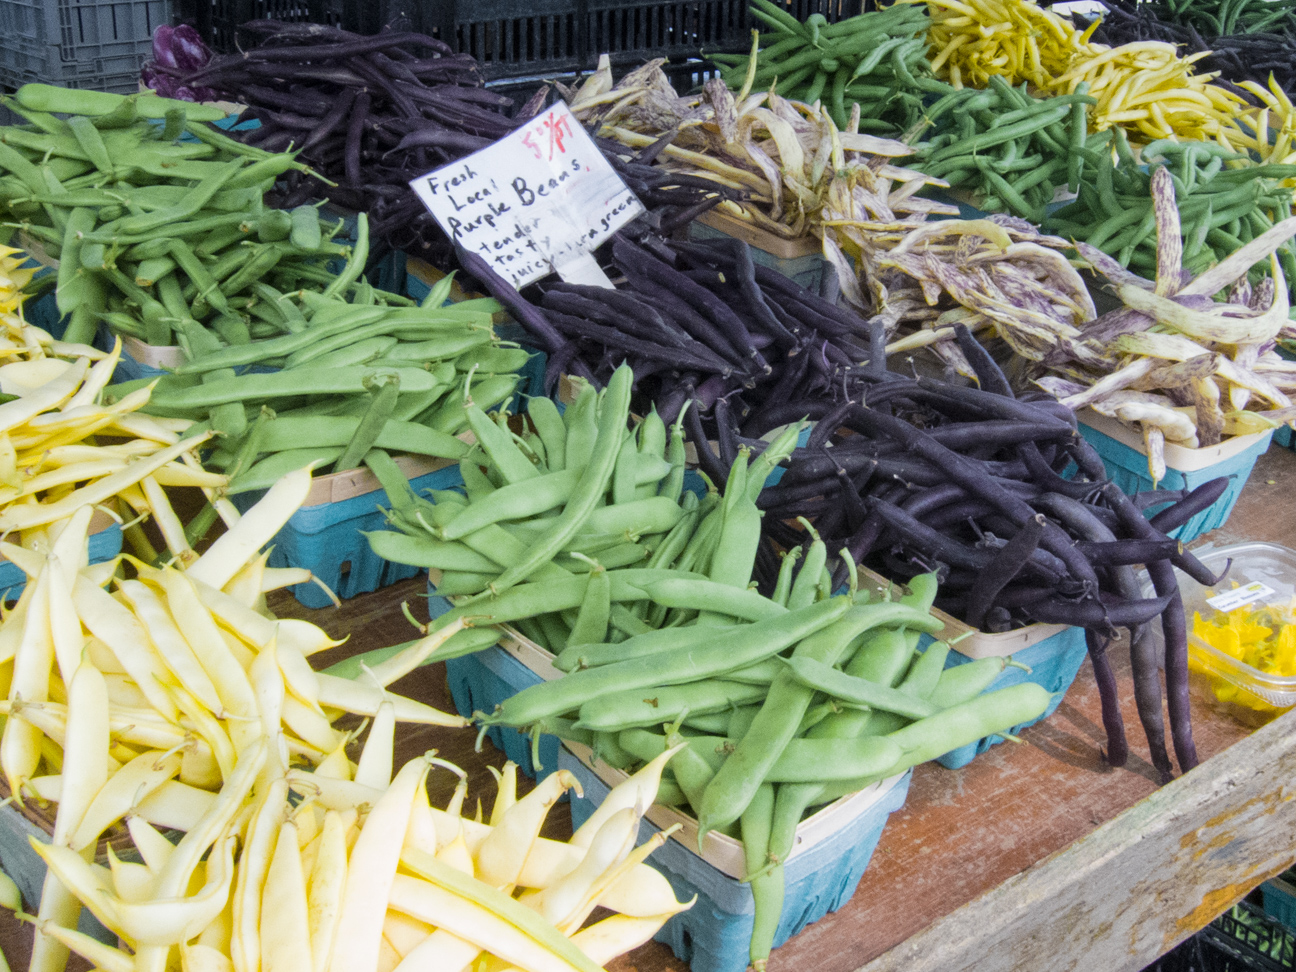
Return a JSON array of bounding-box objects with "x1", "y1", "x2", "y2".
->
[{"x1": 1169, "y1": 542, "x2": 1296, "y2": 722}]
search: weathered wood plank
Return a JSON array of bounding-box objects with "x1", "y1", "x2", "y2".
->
[{"x1": 858, "y1": 704, "x2": 1296, "y2": 972}]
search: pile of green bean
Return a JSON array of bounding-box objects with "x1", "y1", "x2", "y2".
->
[
  {"x1": 1046, "y1": 136, "x2": 1296, "y2": 280},
  {"x1": 910, "y1": 78, "x2": 1107, "y2": 222},
  {"x1": 0, "y1": 85, "x2": 359, "y2": 348},
  {"x1": 102, "y1": 272, "x2": 526, "y2": 538},
  {"x1": 388, "y1": 366, "x2": 1049, "y2": 969},
  {"x1": 708, "y1": 0, "x2": 939, "y2": 133},
  {"x1": 365, "y1": 364, "x2": 726, "y2": 613}
]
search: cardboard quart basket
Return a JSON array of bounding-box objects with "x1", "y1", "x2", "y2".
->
[
  {"x1": 854, "y1": 566, "x2": 1088, "y2": 768},
  {"x1": 0, "y1": 774, "x2": 145, "y2": 945},
  {"x1": 0, "y1": 508, "x2": 122, "y2": 601},
  {"x1": 435, "y1": 557, "x2": 1086, "y2": 775},
  {"x1": 564, "y1": 734, "x2": 908, "y2": 972},
  {"x1": 1077, "y1": 408, "x2": 1273, "y2": 542},
  {"x1": 232, "y1": 451, "x2": 468, "y2": 608},
  {"x1": 433, "y1": 596, "x2": 911, "y2": 873}
]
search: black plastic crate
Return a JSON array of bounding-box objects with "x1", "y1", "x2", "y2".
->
[
  {"x1": 1145, "y1": 902, "x2": 1296, "y2": 972},
  {"x1": 0, "y1": 0, "x2": 169, "y2": 93},
  {"x1": 587, "y1": 0, "x2": 747, "y2": 64},
  {"x1": 212, "y1": 0, "x2": 341, "y2": 56},
  {"x1": 191, "y1": 0, "x2": 864, "y2": 77}
]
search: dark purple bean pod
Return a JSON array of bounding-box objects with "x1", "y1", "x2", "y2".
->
[
  {"x1": 953, "y1": 323, "x2": 1015, "y2": 399},
  {"x1": 541, "y1": 286, "x2": 693, "y2": 351},
  {"x1": 420, "y1": 84, "x2": 514, "y2": 109},
  {"x1": 1029, "y1": 492, "x2": 1148, "y2": 634},
  {"x1": 868, "y1": 498, "x2": 992, "y2": 570},
  {"x1": 965, "y1": 513, "x2": 1046, "y2": 630},
  {"x1": 1086, "y1": 630, "x2": 1129, "y2": 767},
  {"x1": 831, "y1": 456, "x2": 874, "y2": 533},
  {"x1": 1100, "y1": 482, "x2": 1198, "y2": 773},
  {"x1": 545, "y1": 311, "x2": 731, "y2": 375},
  {"x1": 768, "y1": 292, "x2": 855, "y2": 339},
  {"x1": 1017, "y1": 440, "x2": 1102, "y2": 499},
  {"x1": 899, "y1": 482, "x2": 969, "y2": 517},
  {"x1": 739, "y1": 358, "x2": 817, "y2": 437},
  {"x1": 659, "y1": 195, "x2": 731, "y2": 235},
  {"x1": 714, "y1": 397, "x2": 740, "y2": 471},
  {"x1": 543, "y1": 341, "x2": 582, "y2": 395},
  {"x1": 986, "y1": 584, "x2": 1054, "y2": 608},
  {"x1": 1073, "y1": 538, "x2": 1183, "y2": 565},
  {"x1": 616, "y1": 273, "x2": 748, "y2": 371},
  {"x1": 848, "y1": 406, "x2": 1102, "y2": 591},
  {"x1": 654, "y1": 377, "x2": 697, "y2": 428},
  {"x1": 235, "y1": 31, "x2": 455, "y2": 63},
  {"x1": 710, "y1": 238, "x2": 799, "y2": 347},
  {"x1": 912, "y1": 379, "x2": 1076, "y2": 432},
  {"x1": 1064, "y1": 437, "x2": 1111, "y2": 483},
  {"x1": 389, "y1": 128, "x2": 493, "y2": 154},
  {"x1": 612, "y1": 236, "x2": 769, "y2": 375},
  {"x1": 685, "y1": 398, "x2": 729, "y2": 487},
  {"x1": 694, "y1": 375, "x2": 732, "y2": 411},
  {"x1": 1024, "y1": 591, "x2": 1175, "y2": 627},
  {"x1": 344, "y1": 91, "x2": 370, "y2": 189},
  {"x1": 1147, "y1": 478, "x2": 1231, "y2": 534},
  {"x1": 748, "y1": 263, "x2": 866, "y2": 337},
  {"x1": 806, "y1": 400, "x2": 855, "y2": 453},
  {"x1": 1148, "y1": 558, "x2": 1198, "y2": 773},
  {"x1": 453, "y1": 245, "x2": 565, "y2": 355},
  {"x1": 922, "y1": 499, "x2": 1011, "y2": 531},
  {"x1": 1132, "y1": 488, "x2": 1188, "y2": 512}
]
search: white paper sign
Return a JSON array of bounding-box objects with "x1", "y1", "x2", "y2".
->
[
  {"x1": 1207, "y1": 581, "x2": 1276, "y2": 613},
  {"x1": 408, "y1": 102, "x2": 644, "y2": 289}
]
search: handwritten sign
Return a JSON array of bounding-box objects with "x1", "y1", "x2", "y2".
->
[{"x1": 408, "y1": 102, "x2": 644, "y2": 288}]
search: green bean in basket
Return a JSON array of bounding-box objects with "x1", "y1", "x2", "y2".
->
[
  {"x1": 1046, "y1": 133, "x2": 1296, "y2": 286},
  {"x1": 908, "y1": 78, "x2": 1103, "y2": 222},
  {"x1": 363, "y1": 364, "x2": 1051, "y2": 969},
  {"x1": 99, "y1": 271, "x2": 530, "y2": 547},
  {"x1": 709, "y1": 0, "x2": 941, "y2": 134},
  {"x1": 0, "y1": 84, "x2": 354, "y2": 347}
]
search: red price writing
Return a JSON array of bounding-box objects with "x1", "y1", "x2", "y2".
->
[{"x1": 520, "y1": 111, "x2": 574, "y2": 161}]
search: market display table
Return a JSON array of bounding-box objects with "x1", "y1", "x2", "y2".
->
[{"x1": 4, "y1": 452, "x2": 1291, "y2": 972}]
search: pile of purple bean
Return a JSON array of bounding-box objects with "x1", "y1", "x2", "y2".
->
[
  {"x1": 456, "y1": 231, "x2": 870, "y2": 417},
  {"x1": 162, "y1": 27, "x2": 739, "y2": 269},
  {"x1": 160, "y1": 21, "x2": 521, "y2": 266},
  {"x1": 745, "y1": 329, "x2": 1228, "y2": 780}
]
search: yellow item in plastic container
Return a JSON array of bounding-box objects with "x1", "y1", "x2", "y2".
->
[{"x1": 1191, "y1": 598, "x2": 1296, "y2": 712}]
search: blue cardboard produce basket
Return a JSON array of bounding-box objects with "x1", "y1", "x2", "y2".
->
[
  {"x1": 445, "y1": 642, "x2": 559, "y2": 780},
  {"x1": 1077, "y1": 409, "x2": 1272, "y2": 543},
  {"x1": 687, "y1": 209, "x2": 830, "y2": 296},
  {"x1": 232, "y1": 458, "x2": 463, "y2": 608},
  {"x1": 562, "y1": 741, "x2": 910, "y2": 972},
  {"x1": 921, "y1": 626, "x2": 1088, "y2": 769},
  {"x1": 1264, "y1": 875, "x2": 1296, "y2": 931},
  {"x1": 430, "y1": 577, "x2": 561, "y2": 780},
  {"x1": 853, "y1": 567, "x2": 1087, "y2": 770},
  {"x1": 0, "y1": 515, "x2": 122, "y2": 602}
]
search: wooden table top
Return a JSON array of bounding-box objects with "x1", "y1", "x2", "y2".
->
[{"x1": 4, "y1": 445, "x2": 1293, "y2": 972}]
